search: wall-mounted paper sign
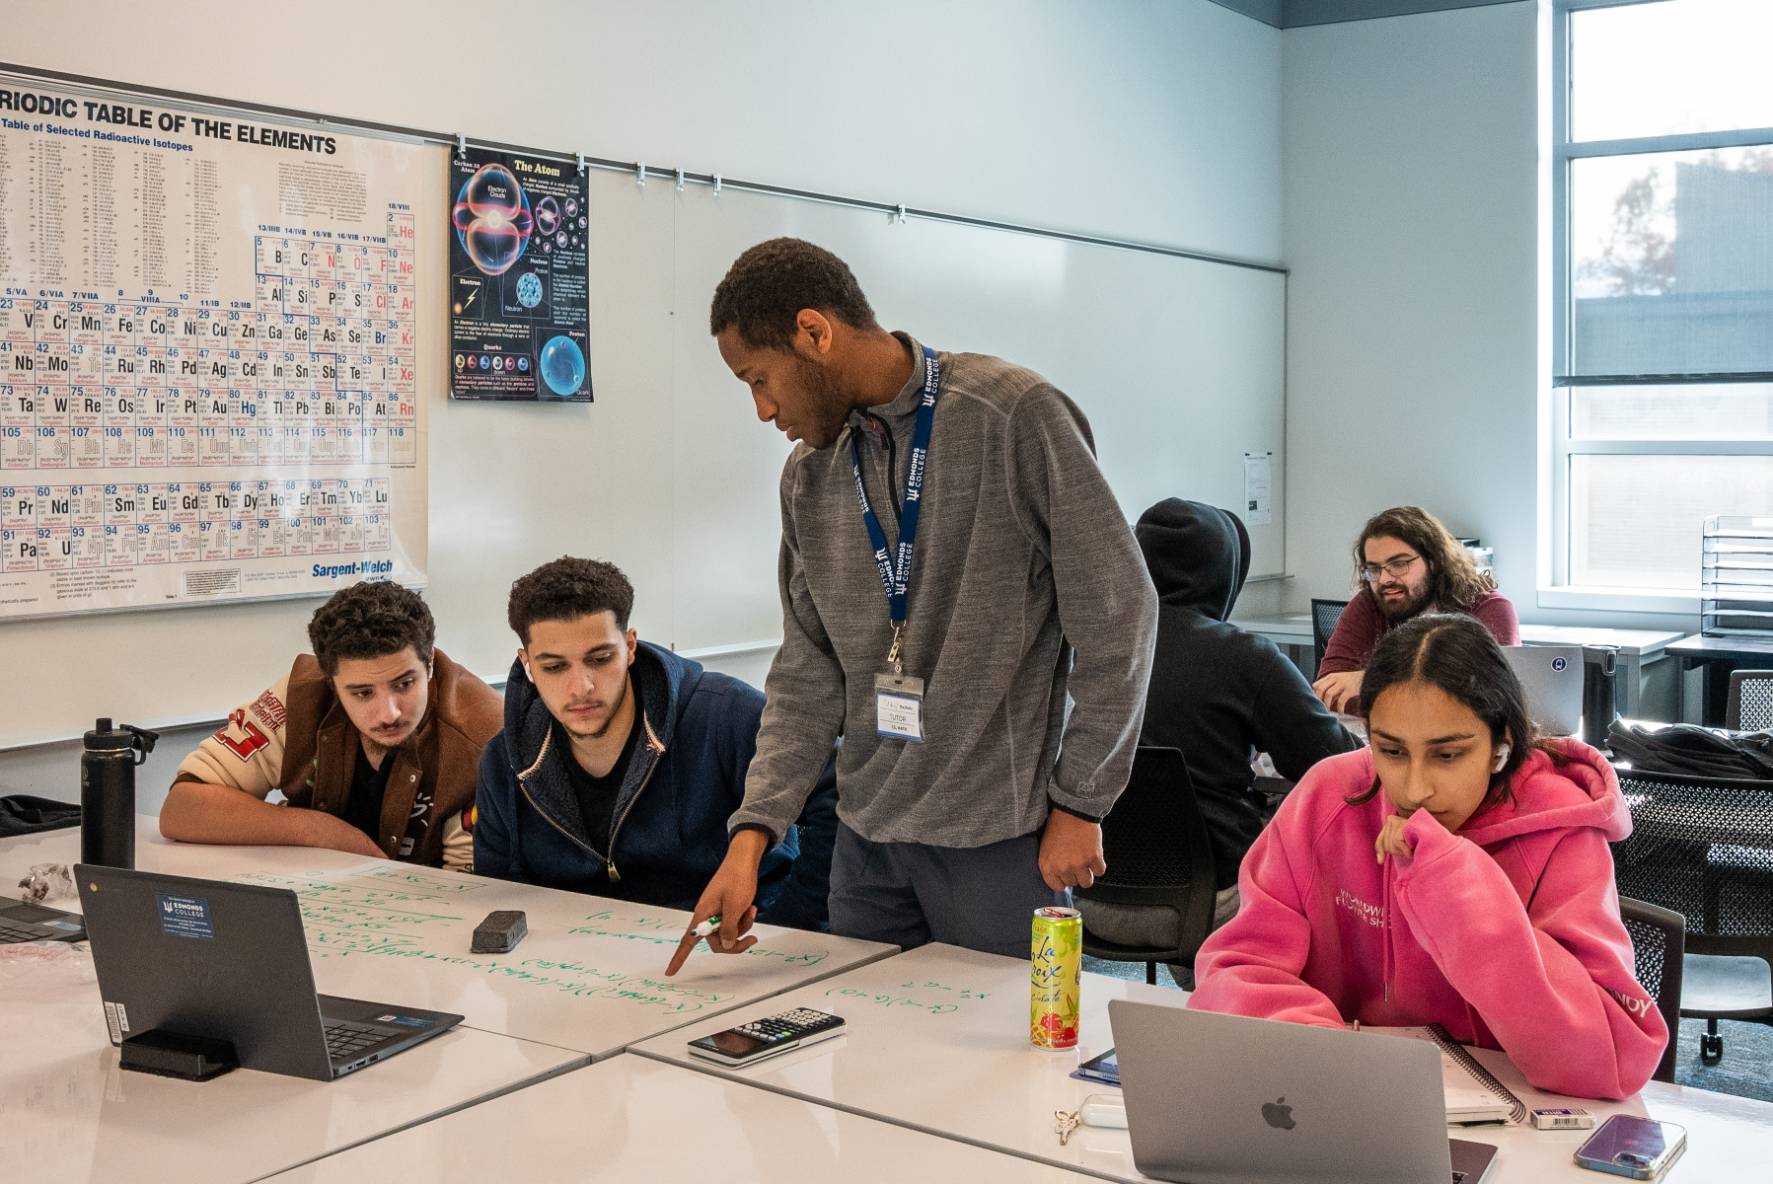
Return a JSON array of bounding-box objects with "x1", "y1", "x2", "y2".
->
[{"x1": 1243, "y1": 451, "x2": 1273, "y2": 526}]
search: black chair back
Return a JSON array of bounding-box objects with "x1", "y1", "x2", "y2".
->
[
  {"x1": 1618, "y1": 897, "x2": 1685, "y2": 1084},
  {"x1": 1726, "y1": 670, "x2": 1773, "y2": 732},
  {"x1": 1611, "y1": 766, "x2": 1773, "y2": 965},
  {"x1": 1078, "y1": 746, "x2": 1218, "y2": 976},
  {"x1": 1310, "y1": 598, "x2": 1349, "y2": 679}
]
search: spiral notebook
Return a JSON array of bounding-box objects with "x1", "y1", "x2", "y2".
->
[{"x1": 1367, "y1": 1024, "x2": 1527, "y2": 1125}]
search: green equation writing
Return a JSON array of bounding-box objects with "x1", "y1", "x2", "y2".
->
[
  {"x1": 823, "y1": 979, "x2": 991, "y2": 1016},
  {"x1": 568, "y1": 909, "x2": 830, "y2": 966},
  {"x1": 229, "y1": 871, "x2": 823, "y2": 1010}
]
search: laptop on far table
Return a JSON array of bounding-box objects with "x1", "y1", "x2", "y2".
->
[
  {"x1": 1504, "y1": 644, "x2": 1584, "y2": 738},
  {"x1": 1109, "y1": 1000, "x2": 1497, "y2": 1184},
  {"x1": 0, "y1": 895, "x2": 87, "y2": 943},
  {"x1": 76, "y1": 864, "x2": 462, "y2": 1081}
]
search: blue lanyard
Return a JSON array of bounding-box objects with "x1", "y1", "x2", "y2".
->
[{"x1": 849, "y1": 345, "x2": 941, "y2": 656}]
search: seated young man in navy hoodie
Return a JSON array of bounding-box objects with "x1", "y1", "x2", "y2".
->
[{"x1": 472, "y1": 557, "x2": 836, "y2": 929}]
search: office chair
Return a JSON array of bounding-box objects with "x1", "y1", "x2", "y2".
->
[
  {"x1": 1076, "y1": 746, "x2": 1217, "y2": 986},
  {"x1": 1726, "y1": 670, "x2": 1773, "y2": 732},
  {"x1": 1310, "y1": 598, "x2": 1348, "y2": 679},
  {"x1": 1617, "y1": 897, "x2": 1684, "y2": 1084},
  {"x1": 1612, "y1": 767, "x2": 1773, "y2": 1064}
]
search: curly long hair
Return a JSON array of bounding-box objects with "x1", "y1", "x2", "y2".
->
[{"x1": 1353, "y1": 505, "x2": 1495, "y2": 612}]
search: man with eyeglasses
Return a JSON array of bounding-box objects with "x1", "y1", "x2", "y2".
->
[{"x1": 1312, "y1": 505, "x2": 1519, "y2": 713}]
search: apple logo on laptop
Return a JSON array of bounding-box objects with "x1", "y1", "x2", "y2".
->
[{"x1": 1261, "y1": 1097, "x2": 1296, "y2": 1131}]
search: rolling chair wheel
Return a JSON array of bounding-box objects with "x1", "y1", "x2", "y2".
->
[{"x1": 1700, "y1": 1032, "x2": 1723, "y2": 1064}]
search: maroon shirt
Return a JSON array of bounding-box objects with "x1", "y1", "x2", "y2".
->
[{"x1": 1317, "y1": 589, "x2": 1520, "y2": 677}]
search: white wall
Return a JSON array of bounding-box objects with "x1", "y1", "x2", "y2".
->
[
  {"x1": 1279, "y1": 0, "x2": 1686, "y2": 634},
  {"x1": 1282, "y1": 1, "x2": 1540, "y2": 610},
  {"x1": 6, "y1": 0, "x2": 1281, "y2": 264},
  {"x1": 0, "y1": 0, "x2": 1283, "y2": 787}
]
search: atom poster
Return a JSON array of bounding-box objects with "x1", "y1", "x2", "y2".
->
[
  {"x1": 0, "y1": 80, "x2": 428, "y2": 621},
  {"x1": 448, "y1": 147, "x2": 591, "y2": 402}
]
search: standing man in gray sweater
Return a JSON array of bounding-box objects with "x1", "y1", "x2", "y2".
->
[{"x1": 667, "y1": 238, "x2": 1157, "y2": 969}]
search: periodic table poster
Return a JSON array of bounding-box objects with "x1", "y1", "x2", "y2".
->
[{"x1": 0, "y1": 82, "x2": 427, "y2": 619}]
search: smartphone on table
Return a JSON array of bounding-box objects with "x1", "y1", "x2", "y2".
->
[{"x1": 1573, "y1": 1115, "x2": 1687, "y2": 1179}]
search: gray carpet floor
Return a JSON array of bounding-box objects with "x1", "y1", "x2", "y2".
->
[{"x1": 1081, "y1": 955, "x2": 1773, "y2": 1104}]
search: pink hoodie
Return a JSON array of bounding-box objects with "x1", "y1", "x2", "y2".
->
[{"x1": 1189, "y1": 740, "x2": 1667, "y2": 1100}]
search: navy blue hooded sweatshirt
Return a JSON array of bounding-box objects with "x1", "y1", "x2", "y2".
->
[
  {"x1": 1135, "y1": 499, "x2": 1361, "y2": 888},
  {"x1": 473, "y1": 641, "x2": 836, "y2": 929}
]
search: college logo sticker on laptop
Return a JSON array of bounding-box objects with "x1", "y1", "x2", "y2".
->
[{"x1": 155, "y1": 894, "x2": 217, "y2": 941}]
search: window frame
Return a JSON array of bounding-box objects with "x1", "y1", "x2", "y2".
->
[{"x1": 1547, "y1": 0, "x2": 1773, "y2": 607}]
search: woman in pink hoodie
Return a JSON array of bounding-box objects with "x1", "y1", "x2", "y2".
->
[{"x1": 1189, "y1": 613, "x2": 1667, "y2": 1100}]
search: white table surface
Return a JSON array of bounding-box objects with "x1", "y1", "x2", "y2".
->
[
  {"x1": 1230, "y1": 611, "x2": 1313, "y2": 641},
  {"x1": 0, "y1": 937, "x2": 584, "y2": 1184},
  {"x1": 1, "y1": 819, "x2": 896, "y2": 1058},
  {"x1": 259, "y1": 1052, "x2": 1090, "y2": 1183},
  {"x1": 632, "y1": 943, "x2": 1185, "y2": 1180},
  {"x1": 1518, "y1": 624, "x2": 1686, "y2": 656},
  {"x1": 1231, "y1": 613, "x2": 1685, "y2": 658},
  {"x1": 632, "y1": 944, "x2": 1773, "y2": 1184}
]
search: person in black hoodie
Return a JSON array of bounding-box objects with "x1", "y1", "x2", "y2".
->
[{"x1": 1080, "y1": 499, "x2": 1360, "y2": 961}]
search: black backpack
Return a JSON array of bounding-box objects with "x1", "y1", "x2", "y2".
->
[
  {"x1": 0, "y1": 794, "x2": 81, "y2": 839},
  {"x1": 1606, "y1": 719, "x2": 1773, "y2": 780}
]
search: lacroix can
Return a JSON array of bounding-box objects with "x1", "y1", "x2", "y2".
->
[{"x1": 1030, "y1": 905, "x2": 1082, "y2": 1049}]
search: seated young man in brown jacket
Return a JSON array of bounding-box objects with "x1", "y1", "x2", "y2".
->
[{"x1": 160, "y1": 581, "x2": 502, "y2": 869}]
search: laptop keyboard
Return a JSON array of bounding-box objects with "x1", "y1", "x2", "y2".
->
[
  {"x1": 0, "y1": 921, "x2": 53, "y2": 942},
  {"x1": 324, "y1": 1020, "x2": 387, "y2": 1062}
]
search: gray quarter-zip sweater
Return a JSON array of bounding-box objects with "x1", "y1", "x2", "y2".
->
[{"x1": 730, "y1": 333, "x2": 1158, "y2": 848}]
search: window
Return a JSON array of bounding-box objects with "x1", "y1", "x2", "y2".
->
[{"x1": 1551, "y1": 0, "x2": 1773, "y2": 595}]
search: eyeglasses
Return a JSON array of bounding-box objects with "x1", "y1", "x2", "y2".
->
[{"x1": 1360, "y1": 555, "x2": 1422, "y2": 583}]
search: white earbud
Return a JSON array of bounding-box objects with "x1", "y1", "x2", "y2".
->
[
  {"x1": 1492, "y1": 744, "x2": 1512, "y2": 773},
  {"x1": 522, "y1": 663, "x2": 533, "y2": 682}
]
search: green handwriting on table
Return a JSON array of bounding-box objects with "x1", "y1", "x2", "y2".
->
[
  {"x1": 230, "y1": 873, "x2": 810, "y2": 1011},
  {"x1": 822, "y1": 979, "x2": 992, "y2": 1016},
  {"x1": 567, "y1": 910, "x2": 830, "y2": 966},
  {"x1": 306, "y1": 928, "x2": 733, "y2": 1011},
  {"x1": 357, "y1": 866, "x2": 486, "y2": 894}
]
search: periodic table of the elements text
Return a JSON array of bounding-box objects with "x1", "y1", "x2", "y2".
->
[{"x1": 0, "y1": 84, "x2": 427, "y2": 616}]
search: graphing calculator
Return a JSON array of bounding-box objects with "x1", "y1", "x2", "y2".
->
[{"x1": 686, "y1": 1007, "x2": 846, "y2": 1067}]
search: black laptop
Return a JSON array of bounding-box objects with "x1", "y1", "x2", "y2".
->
[
  {"x1": 76, "y1": 864, "x2": 463, "y2": 1081},
  {"x1": 0, "y1": 894, "x2": 87, "y2": 943}
]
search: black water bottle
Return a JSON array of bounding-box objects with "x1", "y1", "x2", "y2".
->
[
  {"x1": 1581, "y1": 647, "x2": 1621, "y2": 751},
  {"x1": 81, "y1": 718, "x2": 158, "y2": 869}
]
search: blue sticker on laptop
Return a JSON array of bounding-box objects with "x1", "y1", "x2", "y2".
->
[
  {"x1": 375, "y1": 1013, "x2": 432, "y2": 1027},
  {"x1": 156, "y1": 894, "x2": 216, "y2": 941}
]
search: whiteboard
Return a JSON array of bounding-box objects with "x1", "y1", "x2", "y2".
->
[
  {"x1": 4, "y1": 156, "x2": 1284, "y2": 749},
  {"x1": 668, "y1": 185, "x2": 1287, "y2": 653}
]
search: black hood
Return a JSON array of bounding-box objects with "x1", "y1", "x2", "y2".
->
[{"x1": 1134, "y1": 498, "x2": 1250, "y2": 621}]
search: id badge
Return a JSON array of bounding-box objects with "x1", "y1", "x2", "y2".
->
[{"x1": 875, "y1": 673, "x2": 926, "y2": 742}]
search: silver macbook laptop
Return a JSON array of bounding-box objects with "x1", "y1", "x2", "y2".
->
[
  {"x1": 1109, "y1": 1000, "x2": 1497, "y2": 1184},
  {"x1": 1504, "y1": 644, "x2": 1584, "y2": 737}
]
